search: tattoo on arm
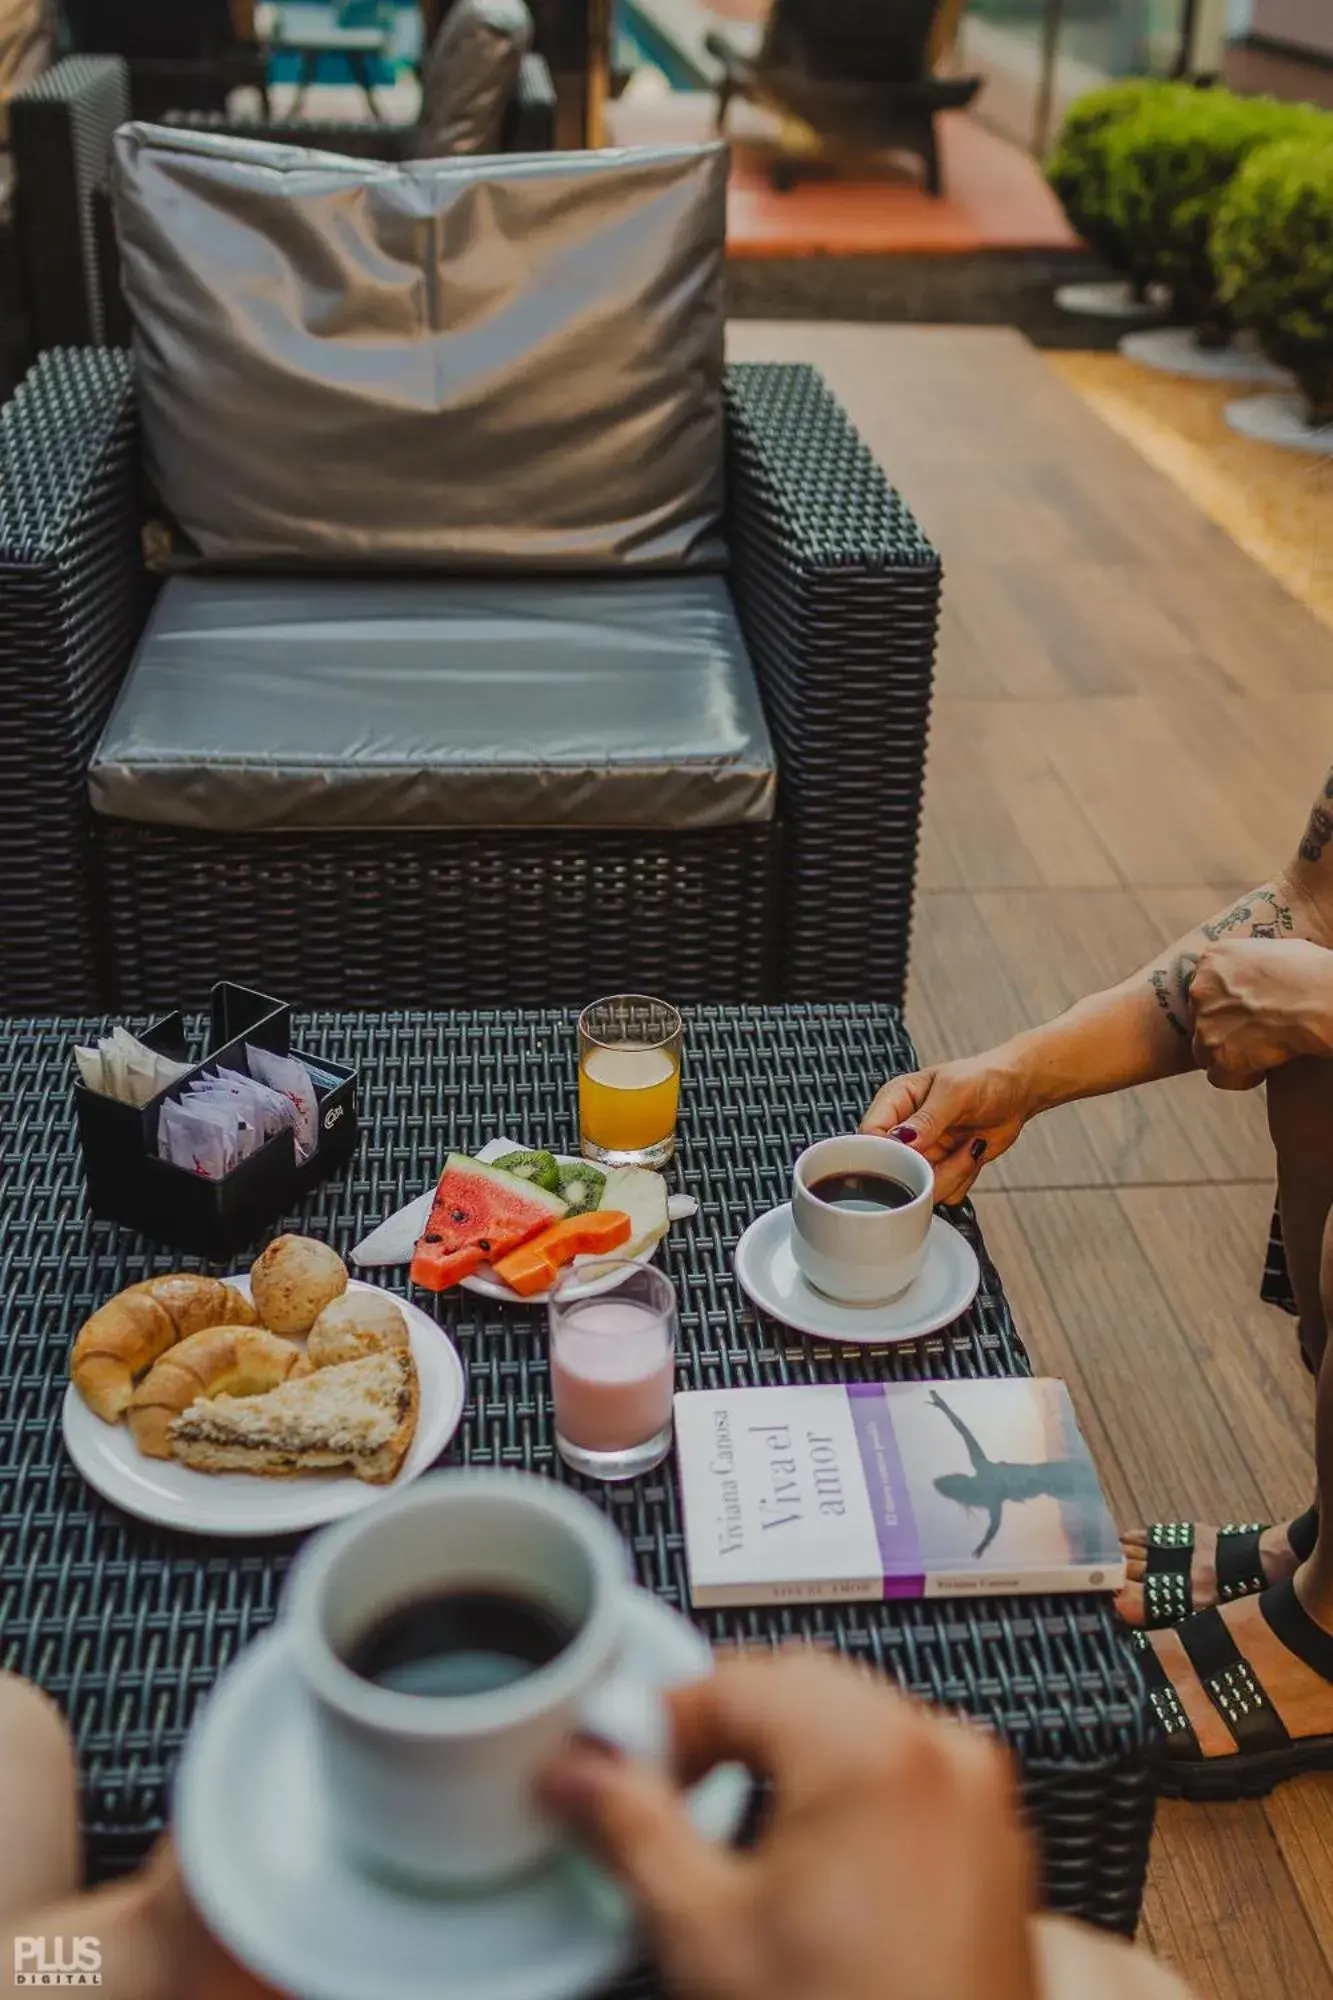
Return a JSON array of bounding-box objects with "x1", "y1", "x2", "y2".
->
[
  {"x1": 1300, "y1": 770, "x2": 1333, "y2": 866},
  {"x1": 1201, "y1": 885, "x2": 1295, "y2": 943},
  {"x1": 1149, "y1": 952, "x2": 1199, "y2": 1040}
]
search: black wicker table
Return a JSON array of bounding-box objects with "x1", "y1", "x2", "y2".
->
[{"x1": 0, "y1": 1004, "x2": 1156, "y2": 1958}]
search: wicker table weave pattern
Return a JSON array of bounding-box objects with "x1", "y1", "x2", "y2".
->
[{"x1": 0, "y1": 1005, "x2": 1155, "y2": 1951}]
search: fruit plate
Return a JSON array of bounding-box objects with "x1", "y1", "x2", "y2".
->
[
  {"x1": 61, "y1": 1277, "x2": 466, "y2": 1540},
  {"x1": 351, "y1": 1139, "x2": 695, "y2": 1310},
  {"x1": 459, "y1": 1141, "x2": 663, "y2": 1306}
]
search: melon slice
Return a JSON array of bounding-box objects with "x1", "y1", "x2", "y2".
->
[
  {"x1": 592, "y1": 1166, "x2": 671, "y2": 1264},
  {"x1": 411, "y1": 1154, "x2": 567, "y2": 1292}
]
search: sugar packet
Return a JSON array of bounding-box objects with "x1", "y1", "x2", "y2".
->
[
  {"x1": 186, "y1": 1070, "x2": 295, "y2": 1154},
  {"x1": 245, "y1": 1045, "x2": 319, "y2": 1163},
  {"x1": 158, "y1": 1097, "x2": 236, "y2": 1179},
  {"x1": 184, "y1": 1089, "x2": 263, "y2": 1165},
  {"x1": 215, "y1": 1066, "x2": 300, "y2": 1144}
]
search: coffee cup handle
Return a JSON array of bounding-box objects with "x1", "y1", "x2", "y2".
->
[{"x1": 577, "y1": 1669, "x2": 670, "y2": 1769}]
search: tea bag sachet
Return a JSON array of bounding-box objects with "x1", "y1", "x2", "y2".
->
[
  {"x1": 245, "y1": 1045, "x2": 319, "y2": 1163},
  {"x1": 73, "y1": 1028, "x2": 192, "y2": 1105},
  {"x1": 73, "y1": 1046, "x2": 105, "y2": 1093}
]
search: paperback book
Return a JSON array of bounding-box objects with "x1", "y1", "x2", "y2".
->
[{"x1": 674, "y1": 1378, "x2": 1124, "y2": 1607}]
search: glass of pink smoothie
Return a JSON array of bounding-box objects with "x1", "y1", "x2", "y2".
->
[{"x1": 548, "y1": 1262, "x2": 677, "y2": 1482}]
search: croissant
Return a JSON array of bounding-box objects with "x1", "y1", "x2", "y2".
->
[
  {"x1": 71, "y1": 1275, "x2": 259, "y2": 1424},
  {"x1": 127, "y1": 1327, "x2": 310, "y2": 1459}
]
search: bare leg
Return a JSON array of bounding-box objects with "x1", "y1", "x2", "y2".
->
[
  {"x1": 1295, "y1": 1210, "x2": 1333, "y2": 1620},
  {"x1": 1116, "y1": 1059, "x2": 1331, "y2": 1624},
  {"x1": 1267, "y1": 1056, "x2": 1333, "y2": 1373},
  {"x1": 0, "y1": 1674, "x2": 79, "y2": 1927},
  {"x1": 1142, "y1": 1172, "x2": 1333, "y2": 1765}
]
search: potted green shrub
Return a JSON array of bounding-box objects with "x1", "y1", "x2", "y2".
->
[
  {"x1": 1045, "y1": 79, "x2": 1183, "y2": 317},
  {"x1": 1213, "y1": 136, "x2": 1333, "y2": 446},
  {"x1": 1102, "y1": 88, "x2": 1327, "y2": 347}
]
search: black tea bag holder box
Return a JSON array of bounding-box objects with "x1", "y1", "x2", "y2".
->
[{"x1": 75, "y1": 982, "x2": 359, "y2": 1261}]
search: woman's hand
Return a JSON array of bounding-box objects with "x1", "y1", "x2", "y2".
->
[
  {"x1": 1190, "y1": 937, "x2": 1333, "y2": 1089},
  {"x1": 861, "y1": 1047, "x2": 1036, "y2": 1204},
  {"x1": 542, "y1": 1652, "x2": 1037, "y2": 2000}
]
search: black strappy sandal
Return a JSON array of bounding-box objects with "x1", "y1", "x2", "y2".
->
[
  {"x1": 1134, "y1": 1579, "x2": 1333, "y2": 1801},
  {"x1": 1137, "y1": 1507, "x2": 1319, "y2": 1629}
]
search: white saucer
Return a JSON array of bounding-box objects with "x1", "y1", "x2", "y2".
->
[
  {"x1": 733, "y1": 1206, "x2": 980, "y2": 1345},
  {"x1": 62, "y1": 1277, "x2": 466, "y2": 1538},
  {"x1": 175, "y1": 1589, "x2": 749, "y2": 2000}
]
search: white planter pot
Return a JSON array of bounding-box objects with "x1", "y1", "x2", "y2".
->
[
  {"x1": 1224, "y1": 392, "x2": 1333, "y2": 456},
  {"x1": 1119, "y1": 327, "x2": 1292, "y2": 385}
]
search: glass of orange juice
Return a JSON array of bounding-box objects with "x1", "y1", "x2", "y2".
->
[{"x1": 578, "y1": 995, "x2": 682, "y2": 1169}]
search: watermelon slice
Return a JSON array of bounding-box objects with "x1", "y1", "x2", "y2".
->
[{"x1": 411, "y1": 1153, "x2": 567, "y2": 1292}]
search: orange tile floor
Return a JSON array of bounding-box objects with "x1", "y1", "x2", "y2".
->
[{"x1": 606, "y1": 95, "x2": 1080, "y2": 259}]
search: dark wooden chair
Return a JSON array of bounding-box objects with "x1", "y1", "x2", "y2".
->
[
  {"x1": 60, "y1": 0, "x2": 270, "y2": 119},
  {"x1": 707, "y1": 0, "x2": 981, "y2": 196}
]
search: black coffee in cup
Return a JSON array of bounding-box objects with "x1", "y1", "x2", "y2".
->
[
  {"x1": 807, "y1": 1170, "x2": 916, "y2": 1212},
  {"x1": 344, "y1": 1589, "x2": 575, "y2": 1698}
]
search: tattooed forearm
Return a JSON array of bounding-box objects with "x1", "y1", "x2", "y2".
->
[
  {"x1": 1300, "y1": 770, "x2": 1333, "y2": 865},
  {"x1": 1149, "y1": 952, "x2": 1199, "y2": 1039},
  {"x1": 1201, "y1": 885, "x2": 1295, "y2": 943}
]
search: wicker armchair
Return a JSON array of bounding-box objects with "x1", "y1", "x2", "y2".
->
[
  {"x1": 7, "y1": 54, "x2": 128, "y2": 357},
  {"x1": 0, "y1": 348, "x2": 938, "y2": 1017}
]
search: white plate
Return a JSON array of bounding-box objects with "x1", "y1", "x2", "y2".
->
[
  {"x1": 459, "y1": 1141, "x2": 661, "y2": 1307},
  {"x1": 734, "y1": 1205, "x2": 980, "y2": 1345},
  {"x1": 176, "y1": 1589, "x2": 750, "y2": 2000},
  {"x1": 62, "y1": 1277, "x2": 466, "y2": 1538}
]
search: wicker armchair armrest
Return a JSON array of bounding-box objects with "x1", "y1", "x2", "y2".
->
[
  {"x1": 0, "y1": 349, "x2": 143, "y2": 1012},
  {"x1": 502, "y1": 53, "x2": 557, "y2": 151},
  {"x1": 11, "y1": 56, "x2": 131, "y2": 349},
  {"x1": 723, "y1": 362, "x2": 940, "y2": 1006},
  {"x1": 161, "y1": 108, "x2": 414, "y2": 159}
]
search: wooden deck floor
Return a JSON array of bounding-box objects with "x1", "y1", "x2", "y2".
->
[{"x1": 728, "y1": 323, "x2": 1333, "y2": 1999}]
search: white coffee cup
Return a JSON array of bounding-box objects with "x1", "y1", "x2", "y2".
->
[
  {"x1": 790, "y1": 1133, "x2": 933, "y2": 1306},
  {"x1": 282, "y1": 1469, "x2": 670, "y2": 1889}
]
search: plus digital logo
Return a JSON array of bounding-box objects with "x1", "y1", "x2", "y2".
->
[{"x1": 12, "y1": 1937, "x2": 103, "y2": 1987}]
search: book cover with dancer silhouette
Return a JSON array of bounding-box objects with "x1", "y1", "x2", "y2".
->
[{"x1": 675, "y1": 1379, "x2": 1124, "y2": 1608}]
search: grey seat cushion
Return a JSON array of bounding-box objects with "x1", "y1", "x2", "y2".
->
[
  {"x1": 89, "y1": 576, "x2": 777, "y2": 834},
  {"x1": 416, "y1": 0, "x2": 532, "y2": 157},
  {"x1": 112, "y1": 125, "x2": 727, "y2": 573}
]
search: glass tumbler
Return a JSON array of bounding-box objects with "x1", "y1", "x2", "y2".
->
[
  {"x1": 548, "y1": 1261, "x2": 677, "y2": 1482},
  {"x1": 577, "y1": 995, "x2": 682, "y2": 1170}
]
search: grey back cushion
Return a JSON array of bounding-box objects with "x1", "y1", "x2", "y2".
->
[
  {"x1": 112, "y1": 125, "x2": 728, "y2": 571},
  {"x1": 415, "y1": 0, "x2": 531, "y2": 158}
]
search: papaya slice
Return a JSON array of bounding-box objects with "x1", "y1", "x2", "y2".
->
[{"x1": 491, "y1": 1209, "x2": 632, "y2": 1298}]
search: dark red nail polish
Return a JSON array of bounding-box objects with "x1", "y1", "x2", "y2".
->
[
  {"x1": 892, "y1": 1125, "x2": 918, "y2": 1144},
  {"x1": 970, "y1": 1138, "x2": 987, "y2": 1160}
]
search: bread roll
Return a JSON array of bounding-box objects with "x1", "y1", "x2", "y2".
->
[
  {"x1": 250, "y1": 1235, "x2": 348, "y2": 1336},
  {"x1": 306, "y1": 1292, "x2": 410, "y2": 1369},
  {"x1": 127, "y1": 1327, "x2": 309, "y2": 1459},
  {"x1": 71, "y1": 1275, "x2": 259, "y2": 1424}
]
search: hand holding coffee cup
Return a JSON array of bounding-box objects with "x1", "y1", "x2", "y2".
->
[
  {"x1": 282, "y1": 1471, "x2": 671, "y2": 1889},
  {"x1": 791, "y1": 1135, "x2": 933, "y2": 1306}
]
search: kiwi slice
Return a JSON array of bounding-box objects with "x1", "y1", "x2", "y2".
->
[
  {"x1": 492, "y1": 1149, "x2": 562, "y2": 1194},
  {"x1": 556, "y1": 1162, "x2": 606, "y2": 1213}
]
